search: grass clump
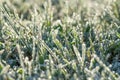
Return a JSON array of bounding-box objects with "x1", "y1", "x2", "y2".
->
[{"x1": 0, "y1": 0, "x2": 120, "y2": 80}]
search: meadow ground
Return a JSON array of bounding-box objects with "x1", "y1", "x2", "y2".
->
[{"x1": 0, "y1": 0, "x2": 120, "y2": 80}]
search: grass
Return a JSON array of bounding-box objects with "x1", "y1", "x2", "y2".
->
[{"x1": 0, "y1": 0, "x2": 120, "y2": 80}]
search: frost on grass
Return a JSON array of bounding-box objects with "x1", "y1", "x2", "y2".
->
[{"x1": 0, "y1": 0, "x2": 120, "y2": 80}]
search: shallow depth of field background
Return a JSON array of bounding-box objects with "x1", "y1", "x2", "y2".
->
[{"x1": 0, "y1": 0, "x2": 120, "y2": 80}]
